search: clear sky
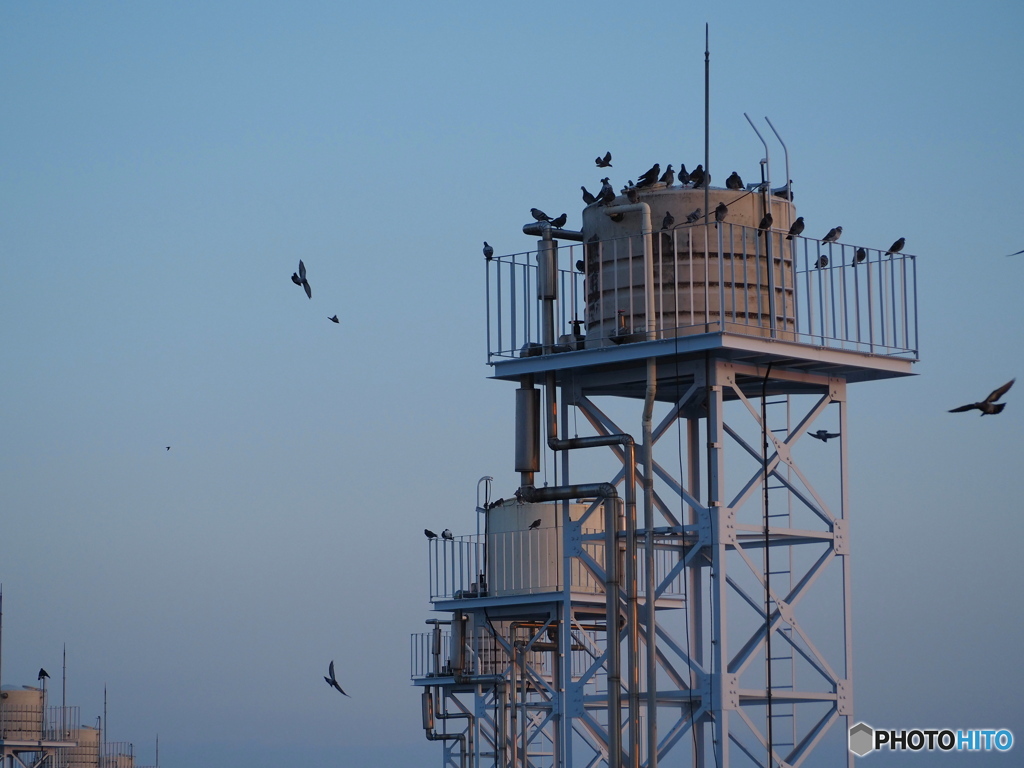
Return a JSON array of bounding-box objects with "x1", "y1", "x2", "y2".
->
[{"x1": 1, "y1": 2, "x2": 1022, "y2": 766}]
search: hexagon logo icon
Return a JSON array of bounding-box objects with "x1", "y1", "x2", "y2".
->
[{"x1": 849, "y1": 722, "x2": 874, "y2": 757}]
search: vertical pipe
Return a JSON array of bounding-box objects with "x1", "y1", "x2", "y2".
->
[
  {"x1": 604, "y1": 497, "x2": 622, "y2": 768},
  {"x1": 706, "y1": 361, "x2": 729, "y2": 767},
  {"x1": 687, "y1": 417, "x2": 705, "y2": 768},
  {"x1": 643, "y1": 358, "x2": 658, "y2": 768}
]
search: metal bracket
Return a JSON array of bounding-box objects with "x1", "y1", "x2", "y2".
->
[
  {"x1": 566, "y1": 521, "x2": 583, "y2": 557},
  {"x1": 836, "y1": 678, "x2": 852, "y2": 715},
  {"x1": 832, "y1": 518, "x2": 848, "y2": 556}
]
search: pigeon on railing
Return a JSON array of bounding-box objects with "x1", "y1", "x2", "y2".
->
[
  {"x1": 758, "y1": 213, "x2": 773, "y2": 236},
  {"x1": 786, "y1": 217, "x2": 805, "y2": 240},
  {"x1": 821, "y1": 226, "x2": 842, "y2": 245},
  {"x1": 550, "y1": 213, "x2": 567, "y2": 228},
  {"x1": 885, "y1": 237, "x2": 905, "y2": 258},
  {"x1": 852, "y1": 248, "x2": 867, "y2": 266},
  {"x1": 483, "y1": 242, "x2": 494, "y2": 259},
  {"x1": 662, "y1": 211, "x2": 675, "y2": 230},
  {"x1": 686, "y1": 208, "x2": 703, "y2": 224},
  {"x1": 949, "y1": 380, "x2": 1015, "y2": 416},
  {"x1": 441, "y1": 529, "x2": 454, "y2": 540},
  {"x1": 424, "y1": 529, "x2": 438, "y2": 539},
  {"x1": 715, "y1": 202, "x2": 728, "y2": 227}
]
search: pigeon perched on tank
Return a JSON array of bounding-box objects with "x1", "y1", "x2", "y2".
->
[
  {"x1": 581, "y1": 186, "x2": 597, "y2": 205},
  {"x1": 483, "y1": 241, "x2": 494, "y2": 259},
  {"x1": 530, "y1": 208, "x2": 551, "y2": 222},
  {"x1": 624, "y1": 184, "x2": 639, "y2": 204},
  {"x1": 596, "y1": 151, "x2": 612, "y2": 168},
  {"x1": 821, "y1": 226, "x2": 842, "y2": 244},
  {"x1": 808, "y1": 430, "x2": 840, "y2": 442},
  {"x1": 687, "y1": 165, "x2": 705, "y2": 187},
  {"x1": 550, "y1": 213, "x2": 567, "y2": 228},
  {"x1": 636, "y1": 163, "x2": 660, "y2": 188},
  {"x1": 772, "y1": 182, "x2": 794, "y2": 200},
  {"x1": 659, "y1": 164, "x2": 675, "y2": 186},
  {"x1": 726, "y1": 171, "x2": 744, "y2": 190},
  {"x1": 948, "y1": 379, "x2": 1015, "y2": 416},
  {"x1": 786, "y1": 217, "x2": 805, "y2": 240},
  {"x1": 677, "y1": 164, "x2": 688, "y2": 185},
  {"x1": 885, "y1": 237, "x2": 905, "y2": 257},
  {"x1": 758, "y1": 213, "x2": 773, "y2": 235},
  {"x1": 529, "y1": 519, "x2": 542, "y2": 530}
]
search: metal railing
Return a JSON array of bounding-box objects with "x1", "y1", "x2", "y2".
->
[
  {"x1": 486, "y1": 224, "x2": 918, "y2": 361},
  {"x1": 427, "y1": 528, "x2": 687, "y2": 602},
  {"x1": 101, "y1": 742, "x2": 134, "y2": 768},
  {"x1": 0, "y1": 705, "x2": 80, "y2": 741}
]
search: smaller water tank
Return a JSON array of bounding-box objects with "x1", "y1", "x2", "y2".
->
[
  {"x1": 65, "y1": 726, "x2": 101, "y2": 768},
  {"x1": 0, "y1": 687, "x2": 44, "y2": 740}
]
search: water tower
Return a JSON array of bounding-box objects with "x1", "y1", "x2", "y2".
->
[{"x1": 411, "y1": 134, "x2": 918, "y2": 767}]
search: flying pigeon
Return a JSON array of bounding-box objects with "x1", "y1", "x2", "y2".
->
[
  {"x1": 596, "y1": 151, "x2": 612, "y2": 168},
  {"x1": 166, "y1": 446, "x2": 170, "y2": 451},
  {"x1": 659, "y1": 164, "x2": 675, "y2": 186},
  {"x1": 885, "y1": 237, "x2": 905, "y2": 257},
  {"x1": 808, "y1": 429, "x2": 840, "y2": 442},
  {"x1": 814, "y1": 255, "x2": 828, "y2": 269},
  {"x1": 530, "y1": 208, "x2": 551, "y2": 222},
  {"x1": 575, "y1": 259, "x2": 585, "y2": 272},
  {"x1": 853, "y1": 248, "x2": 867, "y2": 266},
  {"x1": 424, "y1": 529, "x2": 437, "y2": 539},
  {"x1": 329, "y1": 315, "x2": 339, "y2": 323},
  {"x1": 483, "y1": 241, "x2": 494, "y2": 259},
  {"x1": 292, "y1": 260, "x2": 312, "y2": 299},
  {"x1": 948, "y1": 379, "x2": 1015, "y2": 416},
  {"x1": 581, "y1": 186, "x2": 597, "y2": 205},
  {"x1": 550, "y1": 213, "x2": 567, "y2": 228},
  {"x1": 687, "y1": 165, "x2": 705, "y2": 187},
  {"x1": 758, "y1": 212, "x2": 773, "y2": 235},
  {"x1": 324, "y1": 660, "x2": 349, "y2": 697},
  {"x1": 726, "y1": 171, "x2": 744, "y2": 190},
  {"x1": 441, "y1": 529, "x2": 454, "y2": 540},
  {"x1": 714, "y1": 202, "x2": 728, "y2": 225},
  {"x1": 528, "y1": 519, "x2": 542, "y2": 530},
  {"x1": 786, "y1": 217, "x2": 805, "y2": 240},
  {"x1": 821, "y1": 226, "x2": 842, "y2": 245},
  {"x1": 38, "y1": 669, "x2": 49, "y2": 680},
  {"x1": 662, "y1": 211, "x2": 675, "y2": 230},
  {"x1": 1004, "y1": 248, "x2": 1024, "y2": 258},
  {"x1": 686, "y1": 208, "x2": 703, "y2": 224},
  {"x1": 636, "y1": 163, "x2": 661, "y2": 188}
]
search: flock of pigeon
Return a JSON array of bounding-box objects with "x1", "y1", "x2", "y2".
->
[
  {"x1": 290, "y1": 259, "x2": 339, "y2": 324},
  {"x1": 424, "y1": 519, "x2": 543, "y2": 542}
]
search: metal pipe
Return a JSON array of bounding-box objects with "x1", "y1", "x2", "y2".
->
[
  {"x1": 522, "y1": 222, "x2": 585, "y2": 242},
  {"x1": 424, "y1": 687, "x2": 470, "y2": 768},
  {"x1": 642, "y1": 358, "x2": 658, "y2": 768},
  {"x1": 764, "y1": 117, "x2": 791, "y2": 217},
  {"x1": 602, "y1": 203, "x2": 655, "y2": 341},
  {"x1": 604, "y1": 496, "x2": 623, "y2": 768}
]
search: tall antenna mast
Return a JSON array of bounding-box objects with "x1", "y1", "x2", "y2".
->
[
  {"x1": 62, "y1": 644, "x2": 67, "y2": 710},
  {"x1": 0, "y1": 584, "x2": 4, "y2": 694},
  {"x1": 703, "y1": 23, "x2": 710, "y2": 226}
]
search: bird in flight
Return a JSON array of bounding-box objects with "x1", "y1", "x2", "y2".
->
[
  {"x1": 329, "y1": 315, "x2": 339, "y2": 323},
  {"x1": 786, "y1": 217, "x2": 805, "y2": 240},
  {"x1": 550, "y1": 213, "x2": 567, "y2": 228},
  {"x1": 424, "y1": 529, "x2": 437, "y2": 539},
  {"x1": 821, "y1": 227, "x2": 842, "y2": 245},
  {"x1": 166, "y1": 446, "x2": 170, "y2": 451},
  {"x1": 949, "y1": 379, "x2": 1015, "y2": 416},
  {"x1": 324, "y1": 660, "x2": 349, "y2": 697},
  {"x1": 1004, "y1": 248, "x2": 1024, "y2": 258},
  {"x1": 529, "y1": 519, "x2": 542, "y2": 530},
  {"x1": 726, "y1": 171, "x2": 744, "y2": 190},
  {"x1": 808, "y1": 429, "x2": 840, "y2": 443},
  {"x1": 291, "y1": 260, "x2": 312, "y2": 299},
  {"x1": 885, "y1": 237, "x2": 905, "y2": 257},
  {"x1": 483, "y1": 242, "x2": 494, "y2": 259},
  {"x1": 596, "y1": 151, "x2": 612, "y2": 168},
  {"x1": 441, "y1": 529, "x2": 454, "y2": 540}
]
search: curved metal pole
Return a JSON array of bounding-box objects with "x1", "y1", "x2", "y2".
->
[{"x1": 764, "y1": 116, "x2": 790, "y2": 208}]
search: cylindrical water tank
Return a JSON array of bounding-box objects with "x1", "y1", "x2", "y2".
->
[
  {"x1": 581, "y1": 185, "x2": 798, "y2": 344},
  {"x1": 65, "y1": 726, "x2": 101, "y2": 768},
  {"x1": 0, "y1": 687, "x2": 44, "y2": 740},
  {"x1": 485, "y1": 500, "x2": 604, "y2": 596}
]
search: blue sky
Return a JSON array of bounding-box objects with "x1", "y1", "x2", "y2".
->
[{"x1": 1, "y1": 2, "x2": 1022, "y2": 766}]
